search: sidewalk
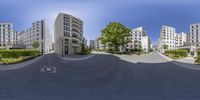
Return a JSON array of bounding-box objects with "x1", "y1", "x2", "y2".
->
[
  {"x1": 61, "y1": 53, "x2": 96, "y2": 61},
  {"x1": 175, "y1": 57, "x2": 195, "y2": 64},
  {"x1": 157, "y1": 52, "x2": 196, "y2": 64},
  {"x1": 157, "y1": 52, "x2": 173, "y2": 61}
]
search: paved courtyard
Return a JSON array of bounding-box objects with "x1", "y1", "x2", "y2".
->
[{"x1": 117, "y1": 51, "x2": 170, "y2": 63}]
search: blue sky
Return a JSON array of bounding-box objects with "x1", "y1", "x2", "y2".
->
[{"x1": 0, "y1": 0, "x2": 200, "y2": 44}]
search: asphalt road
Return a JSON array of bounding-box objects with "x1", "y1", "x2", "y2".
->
[{"x1": 0, "y1": 52, "x2": 200, "y2": 100}]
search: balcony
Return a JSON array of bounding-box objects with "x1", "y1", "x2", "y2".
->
[
  {"x1": 72, "y1": 31, "x2": 81, "y2": 36},
  {"x1": 72, "y1": 26, "x2": 81, "y2": 32},
  {"x1": 71, "y1": 40, "x2": 80, "y2": 47},
  {"x1": 72, "y1": 18, "x2": 82, "y2": 25},
  {"x1": 72, "y1": 23, "x2": 81, "y2": 28},
  {"x1": 71, "y1": 36, "x2": 82, "y2": 42}
]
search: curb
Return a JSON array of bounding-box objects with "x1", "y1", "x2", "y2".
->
[
  {"x1": 172, "y1": 61, "x2": 200, "y2": 70},
  {"x1": 61, "y1": 54, "x2": 96, "y2": 61}
]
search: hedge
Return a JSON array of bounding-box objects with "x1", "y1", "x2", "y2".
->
[
  {"x1": 0, "y1": 50, "x2": 40, "y2": 58},
  {"x1": 197, "y1": 50, "x2": 200, "y2": 56},
  {"x1": 1, "y1": 57, "x2": 24, "y2": 64},
  {"x1": 165, "y1": 50, "x2": 188, "y2": 57}
]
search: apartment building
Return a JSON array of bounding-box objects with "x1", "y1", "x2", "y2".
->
[
  {"x1": 0, "y1": 23, "x2": 13, "y2": 48},
  {"x1": 19, "y1": 20, "x2": 52, "y2": 53},
  {"x1": 0, "y1": 23, "x2": 19, "y2": 49},
  {"x1": 176, "y1": 32, "x2": 187, "y2": 47},
  {"x1": 83, "y1": 37, "x2": 88, "y2": 48},
  {"x1": 94, "y1": 37, "x2": 108, "y2": 50},
  {"x1": 54, "y1": 13, "x2": 83, "y2": 55},
  {"x1": 186, "y1": 33, "x2": 190, "y2": 46},
  {"x1": 158, "y1": 26, "x2": 176, "y2": 50},
  {"x1": 13, "y1": 30, "x2": 19, "y2": 44},
  {"x1": 157, "y1": 26, "x2": 187, "y2": 52},
  {"x1": 89, "y1": 40, "x2": 95, "y2": 49},
  {"x1": 188, "y1": 23, "x2": 200, "y2": 47},
  {"x1": 131, "y1": 27, "x2": 152, "y2": 52}
]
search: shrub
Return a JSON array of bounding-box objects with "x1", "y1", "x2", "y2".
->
[
  {"x1": 196, "y1": 56, "x2": 200, "y2": 64},
  {"x1": 1, "y1": 57, "x2": 24, "y2": 64},
  {"x1": 0, "y1": 50, "x2": 40, "y2": 58},
  {"x1": 130, "y1": 48, "x2": 143, "y2": 55},
  {"x1": 197, "y1": 50, "x2": 200, "y2": 56},
  {"x1": 179, "y1": 50, "x2": 188, "y2": 57},
  {"x1": 165, "y1": 50, "x2": 188, "y2": 58},
  {"x1": 80, "y1": 48, "x2": 91, "y2": 55},
  {"x1": 106, "y1": 48, "x2": 114, "y2": 53}
]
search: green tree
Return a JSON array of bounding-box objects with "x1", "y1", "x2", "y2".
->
[
  {"x1": 163, "y1": 44, "x2": 168, "y2": 50},
  {"x1": 32, "y1": 41, "x2": 40, "y2": 49},
  {"x1": 81, "y1": 43, "x2": 90, "y2": 55},
  {"x1": 101, "y1": 22, "x2": 131, "y2": 51}
]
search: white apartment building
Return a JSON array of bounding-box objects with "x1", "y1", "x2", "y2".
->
[
  {"x1": 188, "y1": 23, "x2": 200, "y2": 47},
  {"x1": 176, "y1": 32, "x2": 187, "y2": 47},
  {"x1": 54, "y1": 13, "x2": 83, "y2": 55},
  {"x1": 95, "y1": 37, "x2": 108, "y2": 50},
  {"x1": 19, "y1": 20, "x2": 52, "y2": 53},
  {"x1": 0, "y1": 23, "x2": 19, "y2": 49},
  {"x1": 83, "y1": 37, "x2": 88, "y2": 48},
  {"x1": 157, "y1": 26, "x2": 187, "y2": 52},
  {"x1": 89, "y1": 40, "x2": 95, "y2": 49},
  {"x1": 158, "y1": 26, "x2": 176, "y2": 50},
  {"x1": 13, "y1": 30, "x2": 19, "y2": 44},
  {"x1": 131, "y1": 27, "x2": 152, "y2": 52}
]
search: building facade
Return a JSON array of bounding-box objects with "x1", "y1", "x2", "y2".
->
[
  {"x1": 54, "y1": 13, "x2": 83, "y2": 55},
  {"x1": 131, "y1": 27, "x2": 152, "y2": 52},
  {"x1": 157, "y1": 26, "x2": 187, "y2": 52},
  {"x1": 188, "y1": 23, "x2": 200, "y2": 47},
  {"x1": 0, "y1": 23, "x2": 13, "y2": 48},
  {"x1": 176, "y1": 32, "x2": 187, "y2": 47},
  {"x1": 89, "y1": 40, "x2": 95, "y2": 49},
  {"x1": 94, "y1": 37, "x2": 108, "y2": 50},
  {"x1": 13, "y1": 30, "x2": 19, "y2": 44},
  {"x1": 83, "y1": 37, "x2": 88, "y2": 48},
  {"x1": 19, "y1": 20, "x2": 52, "y2": 53},
  {"x1": 158, "y1": 26, "x2": 176, "y2": 51},
  {"x1": 0, "y1": 23, "x2": 20, "y2": 49}
]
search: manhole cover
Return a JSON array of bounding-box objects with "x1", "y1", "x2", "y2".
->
[{"x1": 41, "y1": 66, "x2": 56, "y2": 73}]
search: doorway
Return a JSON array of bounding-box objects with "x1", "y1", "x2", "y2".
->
[{"x1": 64, "y1": 46, "x2": 68, "y2": 55}]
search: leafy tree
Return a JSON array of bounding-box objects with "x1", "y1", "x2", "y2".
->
[
  {"x1": 81, "y1": 43, "x2": 90, "y2": 55},
  {"x1": 163, "y1": 44, "x2": 168, "y2": 50},
  {"x1": 101, "y1": 22, "x2": 131, "y2": 51},
  {"x1": 32, "y1": 41, "x2": 40, "y2": 49}
]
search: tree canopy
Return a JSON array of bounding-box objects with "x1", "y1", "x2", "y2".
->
[
  {"x1": 32, "y1": 41, "x2": 40, "y2": 49},
  {"x1": 163, "y1": 44, "x2": 168, "y2": 50},
  {"x1": 101, "y1": 22, "x2": 131, "y2": 51}
]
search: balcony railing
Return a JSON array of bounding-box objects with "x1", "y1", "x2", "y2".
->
[
  {"x1": 71, "y1": 37, "x2": 82, "y2": 42},
  {"x1": 72, "y1": 31, "x2": 81, "y2": 36},
  {"x1": 72, "y1": 43, "x2": 80, "y2": 47}
]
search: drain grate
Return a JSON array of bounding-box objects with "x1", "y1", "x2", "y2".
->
[{"x1": 41, "y1": 66, "x2": 56, "y2": 73}]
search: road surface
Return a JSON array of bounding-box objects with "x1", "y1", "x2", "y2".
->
[{"x1": 0, "y1": 52, "x2": 200, "y2": 100}]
